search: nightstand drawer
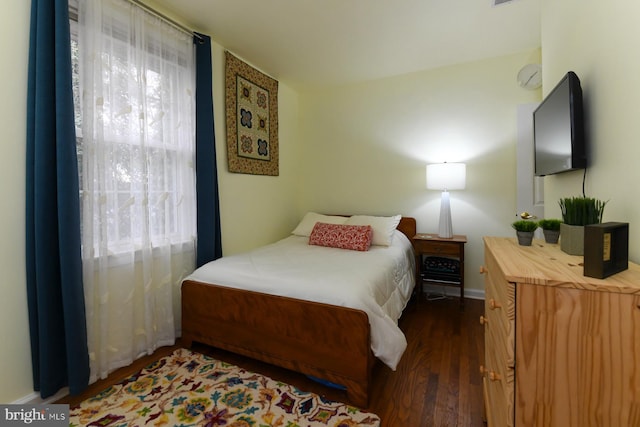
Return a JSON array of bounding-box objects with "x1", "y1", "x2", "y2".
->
[{"x1": 413, "y1": 239, "x2": 461, "y2": 257}]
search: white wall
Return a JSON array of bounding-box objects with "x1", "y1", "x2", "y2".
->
[
  {"x1": 541, "y1": 0, "x2": 640, "y2": 263},
  {"x1": 297, "y1": 51, "x2": 541, "y2": 294},
  {"x1": 0, "y1": 0, "x2": 34, "y2": 403},
  {"x1": 210, "y1": 43, "x2": 301, "y2": 255}
]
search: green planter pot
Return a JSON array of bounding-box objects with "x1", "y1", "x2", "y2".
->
[{"x1": 560, "y1": 223, "x2": 584, "y2": 255}]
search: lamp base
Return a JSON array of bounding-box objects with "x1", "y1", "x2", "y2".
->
[{"x1": 438, "y1": 190, "x2": 453, "y2": 238}]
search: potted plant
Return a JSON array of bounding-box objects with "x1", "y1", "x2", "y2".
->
[
  {"x1": 512, "y1": 219, "x2": 538, "y2": 246},
  {"x1": 558, "y1": 197, "x2": 607, "y2": 255},
  {"x1": 538, "y1": 218, "x2": 562, "y2": 244}
]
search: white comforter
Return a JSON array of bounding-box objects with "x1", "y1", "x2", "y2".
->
[{"x1": 184, "y1": 230, "x2": 416, "y2": 370}]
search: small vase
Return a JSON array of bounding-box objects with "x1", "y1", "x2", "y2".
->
[
  {"x1": 560, "y1": 223, "x2": 584, "y2": 255},
  {"x1": 543, "y1": 229, "x2": 560, "y2": 244},
  {"x1": 516, "y1": 231, "x2": 534, "y2": 246}
]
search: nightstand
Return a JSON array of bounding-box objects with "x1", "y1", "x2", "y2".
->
[{"x1": 413, "y1": 233, "x2": 467, "y2": 307}]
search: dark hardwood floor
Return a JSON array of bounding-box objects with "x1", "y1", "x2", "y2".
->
[{"x1": 58, "y1": 296, "x2": 486, "y2": 427}]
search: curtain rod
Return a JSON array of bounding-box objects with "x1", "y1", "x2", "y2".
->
[{"x1": 128, "y1": 0, "x2": 204, "y2": 41}]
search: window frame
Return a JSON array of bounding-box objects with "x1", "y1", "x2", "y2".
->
[{"x1": 70, "y1": 2, "x2": 197, "y2": 258}]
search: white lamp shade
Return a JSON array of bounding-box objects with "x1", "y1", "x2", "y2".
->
[{"x1": 426, "y1": 163, "x2": 466, "y2": 190}]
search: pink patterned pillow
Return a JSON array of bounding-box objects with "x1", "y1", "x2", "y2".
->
[{"x1": 309, "y1": 222, "x2": 373, "y2": 251}]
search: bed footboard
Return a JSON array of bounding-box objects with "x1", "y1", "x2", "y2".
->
[{"x1": 181, "y1": 280, "x2": 374, "y2": 407}]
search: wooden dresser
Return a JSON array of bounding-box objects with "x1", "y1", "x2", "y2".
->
[{"x1": 481, "y1": 236, "x2": 640, "y2": 427}]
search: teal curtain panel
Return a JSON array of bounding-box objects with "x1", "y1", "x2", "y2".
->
[
  {"x1": 194, "y1": 33, "x2": 223, "y2": 266},
  {"x1": 25, "y1": 0, "x2": 89, "y2": 398}
]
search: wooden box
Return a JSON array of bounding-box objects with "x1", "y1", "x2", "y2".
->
[{"x1": 584, "y1": 222, "x2": 629, "y2": 279}]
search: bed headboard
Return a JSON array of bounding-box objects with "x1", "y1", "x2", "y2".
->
[{"x1": 397, "y1": 217, "x2": 416, "y2": 241}]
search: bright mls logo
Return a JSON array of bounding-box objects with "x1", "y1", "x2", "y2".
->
[{"x1": 1, "y1": 405, "x2": 68, "y2": 426}]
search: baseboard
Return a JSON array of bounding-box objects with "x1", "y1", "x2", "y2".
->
[
  {"x1": 12, "y1": 388, "x2": 68, "y2": 405},
  {"x1": 421, "y1": 284, "x2": 485, "y2": 300}
]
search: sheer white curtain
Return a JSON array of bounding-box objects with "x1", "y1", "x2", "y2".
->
[{"x1": 76, "y1": 0, "x2": 197, "y2": 382}]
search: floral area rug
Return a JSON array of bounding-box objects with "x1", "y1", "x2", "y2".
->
[{"x1": 69, "y1": 348, "x2": 381, "y2": 426}]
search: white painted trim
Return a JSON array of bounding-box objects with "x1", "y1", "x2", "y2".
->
[
  {"x1": 421, "y1": 284, "x2": 485, "y2": 300},
  {"x1": 12, "y1": 388, "x2": 68, "y2": 405},
  {"x1": 517, "y1": 103, "x2": 545, "y2": 241}
]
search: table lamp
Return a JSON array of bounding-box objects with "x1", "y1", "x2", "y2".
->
[{"x1": 426, "y1": 162, "x2": 466, "y2": 238}]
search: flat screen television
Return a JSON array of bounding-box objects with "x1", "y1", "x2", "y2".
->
[{"x1": 533, "y1": 71, "x2": 586, "y2": 176}]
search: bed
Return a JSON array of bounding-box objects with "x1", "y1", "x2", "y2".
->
[{"x1": 181, "y1": 214, "x2": 417, "y2": 407}]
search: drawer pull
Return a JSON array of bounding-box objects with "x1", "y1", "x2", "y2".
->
[
  {"x1": 488, "y1": 371, "x2": 502, "y2": 382},
  {"x1": 489, "y1": 299, "x2": 502, "y2": 310},
  {"x1": 479, "y1": 365, "x2": 487, "y2": 377},
  {"x1": 479, "y1": 266, "x2": 487, "y2": 274},
  {"x1": 479, "y1": 315, "x2": 488, "y2": 325}
]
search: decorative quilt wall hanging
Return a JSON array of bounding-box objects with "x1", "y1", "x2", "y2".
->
[{"x1": 225, "y1": 51, "x2": 279, "y2": 176}]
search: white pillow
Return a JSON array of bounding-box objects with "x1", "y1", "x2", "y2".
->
[
  {"x1": 345, "y1": 214, "x2": 402, "y2": 246},
  {"x1": 291, "y1": 212, "x2": 348, "y2": 237}
]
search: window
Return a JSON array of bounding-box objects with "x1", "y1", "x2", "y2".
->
[{"x1": 70, "y1": 0, "x2": 196, "y2": 257}]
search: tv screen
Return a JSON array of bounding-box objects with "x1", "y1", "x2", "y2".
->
[{"x1": 533, "y1": 71, "x2": 586, "y2": 176}]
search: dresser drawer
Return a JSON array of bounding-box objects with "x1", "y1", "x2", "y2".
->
[
  {"x1": 483, "y1": 280, "x2": 515, "y2": 373},
  {"x1": 486, "y1": 291, "x2": 513, "y2": 345},
  {"x1": 483, "y1": 244, "x2": 516, "y2": 427},
  {"x1": 484, "y1": 250, "x2": 510, "y2": 298},
  {"x1": 483, "y1": 326, "x2": 515, "y2": 427},
  {"x1": 484, "y1": 251, "x2": 515, "y2": 330},
  {"x1": 483, "y1": 304, "x2": 516, "y2": 427}
]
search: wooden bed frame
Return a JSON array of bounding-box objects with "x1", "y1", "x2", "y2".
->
[{"x1": 181, "y1": 216, "x2": 416, "y2": 408}]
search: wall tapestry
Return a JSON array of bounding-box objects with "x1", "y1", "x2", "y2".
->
[{"x1": 225, "y1": 51, "x2": 279, "y2": 176}]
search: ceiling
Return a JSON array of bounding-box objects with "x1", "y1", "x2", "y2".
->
[{"x1": 151, "y1": 0, "x2": 541, "y2": 88}]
